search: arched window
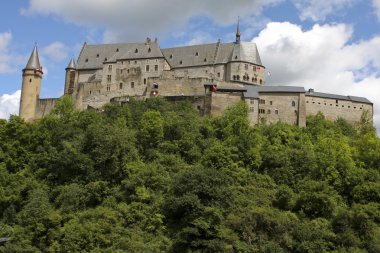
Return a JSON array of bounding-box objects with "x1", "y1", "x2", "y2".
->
[
  {"x1": 292, "y1": 101, "x2": 296, "y2": 107},
  {"x1": 237, "y1": 75, "x2": 240, "y2": 81},
  {"x1": 233, "y1": 75, "x2": 236, "y2": 80},
  {"x1": 148, "y1": 48, "x2": 151, "y2": 53},
  {"x1": 135, "y1": 48, "x2": 138, "y2": 53},
  {"x1": 259, "y1": 79, "x2": 262, "y2": 84}
]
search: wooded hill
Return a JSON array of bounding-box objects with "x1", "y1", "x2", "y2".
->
[{"x1": 0, "y1": 96, "x2": 379, "y2": 252}]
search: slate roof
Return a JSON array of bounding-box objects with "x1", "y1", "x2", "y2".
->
[
  {"x1": 77, "y1": 40, "x2": 264, "y2": 70},
  {"x1": 77, "y1": 42, "x2": 164, "y2": 70},
  {"x1": 25, "y1": 46, "x2": 41, "y2": 70},
  {"x1": 306, "y1": 91, "x2": 372, "y2": 104},
  {"x1": 66, "y1": 57, "x2": 76, "y2": 69},
  {"x1": 244, "y1": 85, "x2": 305, "y2": 98}
]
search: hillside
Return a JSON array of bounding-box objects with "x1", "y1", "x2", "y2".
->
[{"x1": 0, "y1": 96, "x2": 379, "y2": 252}]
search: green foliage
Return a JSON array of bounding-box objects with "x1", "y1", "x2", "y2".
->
[{"x1": 0, "y1": 99, "x2": 379, "y2": 252}]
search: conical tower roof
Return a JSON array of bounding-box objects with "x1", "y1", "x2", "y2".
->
[
  {"x1": 24, "y1": 46, "x2": 41, "y2": 70},
  {"x1": 66, "y1": 57, "x2": 76, "y2": 69}
]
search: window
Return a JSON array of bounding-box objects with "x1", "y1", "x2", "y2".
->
[
  {"x1": 275, "y1": 109, "x2": 278, "y2": 115},
  {"x1": 135, "y1": 48, "x2": 138, "y2": 53},
  {"x1": 259, "y1": 99, "x2": 265, "y2": 104},
  {"x1": 336, "y1": 99, "x2": 339, "y2": 103},
  {"x1": 108, "y1": 65, "x2": 112, "y2": 71},
  {"x1": 260, "y1": 79, "x2": 263, "y2": 84},
  {"x1": 146, "y1": 65, "x2": 150, "y2": 72},
  {"x1": 89, "y1": 90, "x2": 92, "y2": 95},
  {"x1": 270, "y1": 101, "x2": 273, "y2": 105},
  {"x1": 294, "y1": 110, "x2": 298, "y2": 115},
  {"x1": 253, "y1": 66, "x2": 256, "y2": 71},
  {"x1": 29, "y1": 78, "x2": 32, "y2": 83},
  {"x1": 236, "y1": 75, "x2": 240, "y2": 81},
  {"x1": 148, "y1": 48, "x2": 151, "y2": 53},
  {"x1": 144, "y1": 78, "x2": 147, "y2": 84},
  {"x1": 245, "y1": 64, "x2": 248, "y2": 70},
  {"x1": 127, "y1": 69, "x2": 130, "y2": 74},
  {"x1": 243, "y1": 76, "x2": 247, "y2": 81},
  {"x1": 250, "y1": 98, "x2": 254, "y2": 105},
  {"x1": 250, "y1": 107, "x2": 254, "y2": 112},
  {"x1": 259, "y1": 109, "x2": 265, "y2": 114},
  {"x1": 235, "y1": 56, "x2": 238, "y2": 59},
  {"x1": 292, "y1": 101, "x2": 296, "y2": 107},
  {"x1": 180, "y1": 60, "x2": 183, "y2": 65},
  {"x1": 96, "y1": 54, "x2": 99, "y2": 58},
  {"x1": 134, "y1": 60, "x2": 137, "y2": 64},
  {"x1": 119, "y1": 83, "x2": 123, "y2": 89},
  {"x1": 233, "y1": 75, "x2": 236, "y2": 80},
  {"x1": 131, "y1": 82, "x2": 134, "y2": 88},
  {"x1": 106, "y1": 84, "x2": 110, "y2": 91},
  {"x1": 195, "y1": 52, "x2": 199, "y2": 56},
  {"x1": 155, "y1": 65, "x2": 158, "y2": 71},
  {"x1": 217, "y1": 72, "x2": 220, "y2": 78},
  {"x1": 170, "y1": 54, "x2": 173, "y2": 59},
  {"x1": 116, "y1": 48, "x2": 119, "y2": 52},
  {"x1": 85, "y1": 58, "x2": 88, "y2": 62},
  {"x1": 204, "y1": 58, "x2": 207, "y2": 62},
  {"x1": 267, "y1": 109, "x2": 271, "y2": 114},
  {"x1": 107, "y1": 75, "x2": 111, "y2": 82},
  {"x1": 104, "y1": 58, "x2": 107, "y2": 62}
]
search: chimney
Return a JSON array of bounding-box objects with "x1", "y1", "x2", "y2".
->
[{"x1": 309, "y1": 88, "x2": 314, "y2": 93}]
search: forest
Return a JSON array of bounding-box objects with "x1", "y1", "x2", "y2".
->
[{"x1": 0, "y1": 96, "x2": 379, "y2": 252}]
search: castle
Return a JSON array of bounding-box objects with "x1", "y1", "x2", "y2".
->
[{"x1": 19, "y1": 23, "x2": 373, "y2": 126}]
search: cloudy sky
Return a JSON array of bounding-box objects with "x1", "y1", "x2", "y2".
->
[{"x1": 1, "y1": 0, "x2": 380, "y2": 133}]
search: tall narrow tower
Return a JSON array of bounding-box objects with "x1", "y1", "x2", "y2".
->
[
  {"x1": 19, "y1": 46, "x2": 43, "y2": 122},
  {"x1": 64, "y1": 57, "x2": 77, "y2": 95}
]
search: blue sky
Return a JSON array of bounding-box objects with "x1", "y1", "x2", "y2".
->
[{"x1": 1, "y1": 0, "x2": 380, "y2": 132}]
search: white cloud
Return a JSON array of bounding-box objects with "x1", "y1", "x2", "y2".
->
[
  {"x1": 373, "y1": 0, "x2": 380, "y2": 20},
  {"x1": 292, "y1": 0, "x2": 359, "y2": 21},
  {"x1": 41, "y1": 42, "x2": 68, "y2": 62},
  {"x1": 253, "y1": 22, "x2": 380, "y2": 133},
  {"x1": 0, "y1": 90, "x2": 20, "y2": 119},
  {"x1": 22, "y1": 0, "x2": 283, "y2": 42},
  {"x1": 0, "y1": 32, "x2": 15, "y2": 73}
]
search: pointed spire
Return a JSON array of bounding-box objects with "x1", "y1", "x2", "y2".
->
[
  {"x1": 236, "y1": 17, "x2": 241, "y2": 43},
  {"x1": 25, "y1": 45, "x2": 42, "y2": 70},
  {"x1": 66, "y1": 57, "x2": 76, "y2": 69}
]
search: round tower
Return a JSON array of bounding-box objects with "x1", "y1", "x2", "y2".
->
[
  {"x1": 19, "y1": 46, "x2": 43, "y2": 122},
  {"x1": 64, "y1": 57, "x2": 76, "y2": 95}
]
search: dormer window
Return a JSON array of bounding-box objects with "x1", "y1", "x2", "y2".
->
[
  {"x1": 204, "y1": 58, "x2": 207, "y2": 62},
  {"x1": 170, "y1": 54, "x2": 173, "y2": 59},
  {"x1": 135, "y1": 48, "x2": 138, "y2": 53},
  {"x1": 116, "y1": 48, "x2": 119, "y2": 52},
  {"x1": 96, "y1": 54, "x2": 99, "y2": 58},
  {"x1": 104, "y1": 58, "x2": 107, "y2": 61},
  {"x1": 148, "y1": 48, "x2": 151, "y2": 53},
  {"x1": 195, "y1": 52, "x2": 199, "y2": 56},
  {"x1": 179, "y1": 60, "x2": 183, "y2": 65}
]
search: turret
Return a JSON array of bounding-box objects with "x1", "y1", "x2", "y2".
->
[
  {"x1": 19, "y1": 46, "x2": 43, "y2": 122},
  {"x1": 64, "y1": 57, "x2": 77, "y2": 95}
]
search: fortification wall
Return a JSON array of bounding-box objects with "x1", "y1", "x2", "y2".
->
[
  {"x1": 35, "y1": 98, "x2": 58, "y2": 119},
  {"x1": 209, "y1": 92, "x2": 242, "y2": 116},
  {"x1": 305, "y1": 96, "x2": 373, "y2": 123}
]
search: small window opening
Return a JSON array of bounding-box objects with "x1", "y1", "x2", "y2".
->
[
  {"x1": 148, "y1": 48, "x2": 151, "y2": 53},
  {"x1": 116, "y1": 48, "x2": 119, "y2": 52},
  {"x1": 135, "y1": 48, "x2": 138, "y2": 53}
]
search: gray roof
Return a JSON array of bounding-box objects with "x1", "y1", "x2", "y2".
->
[
  {"x1": 244, "y1": 85, "x2": 305, "y2": 98},
  {"x1": 25, "y1": 46, "x2": 41, "y2": 70},
  {"x1": 77, "y1": 40, "x2": 263, "y2": 70},
  {"x1": 306, "y1": 91, "x2": 372, "y2": 104},
  {"x1": 162, "y1": 41, "x2": 263, "y2": 68},
  {"x1": 77, "y1": 42, "x2": 164, "y2": 70},
  {"x1": 231, "y1": 42, "x2": 262, "y2": 65},
  {"x1": 66, "y1": 57, "x2": 76, "y2": 69}
]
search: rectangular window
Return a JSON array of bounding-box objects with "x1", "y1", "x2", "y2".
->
[
  {"x1": 146, "y1": 65, "x2": 150, "y2": 72},
  {"x1": 245, "y1": 64, "x2": 248, "y2": 70},
  {"x1": 259, "y1": 109, "x2": 265, "y2": 114},
  {"x1": 217, "y1": 72, "x2": 221, "y2": 78},
  {"x1": 259, "y1": 99, "x2": 265, "y2": 104},
  {"x1": 107, "y1": 75, "x2": 112, "y2": 82},
  {"x1": 275, "y1": 109, "x2": 278, "y2": 115},
  {"x1": 155, "y1": 65, "x2": 158, "y2": 71},
  {"x1": 250, "y1": 98, "x2": 254, "y2": 105},
  {"x1": 119, "y1": 83, "x2": 123, "y2": 89},
  {"x1": 250, "y1": 107, "x2": 254, "y2": 112},
  {"x1": 270, "y1": 101, "x2": 273, "y2": 105},
  {"x1": 108, "y1": 65, "x2": 112, "y2": 72},
  {"x1": 267, "y1": 109, "x2": 271, "y2": 114},
  {"x1": 144, "y1": 78, "x2": 147, "y2": 84},
  {"x1": 131, "y1": 82, "x2": 134, "y2": 88},
  {"x1": 106, "y1": 84, "x2": 110, "y2": 91}
]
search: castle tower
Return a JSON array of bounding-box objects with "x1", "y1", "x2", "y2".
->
[
  {"x1": 64, "y1": 57, "x2": 76, "y2": 95},
  {"x1": 19, "y1": 46, "x2": 43, "y2": 122},
  {"x1": 236, "y1": 17, "x2": 241, "y2": 43}
]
